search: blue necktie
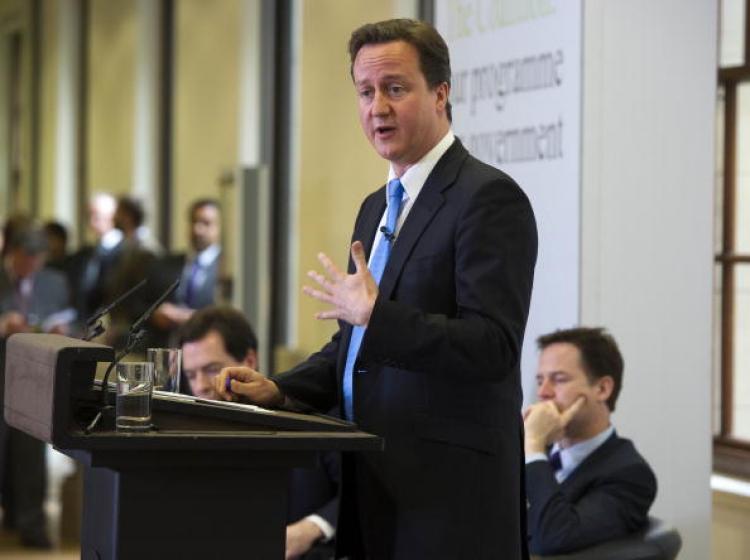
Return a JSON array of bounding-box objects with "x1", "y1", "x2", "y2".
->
[
  {"x1": 549, "y1": 450, "x2": 562, "y2": 473},
  {"x1": 184, "y1": 260, "x2": 202, "y2": 308},
  {"x1": 342, "y1": 179, "x2": 405, "y2": 420}
]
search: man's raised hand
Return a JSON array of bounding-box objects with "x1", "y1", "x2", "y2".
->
[{"x1": 302, "y1": 241, "x2": 378, "y2": 326}]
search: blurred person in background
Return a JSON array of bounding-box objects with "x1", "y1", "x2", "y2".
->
[
  {"x1": 145, "y1": 199, "x2": 223, "y2": 348},
  {"x1": 96, "y1": 196, "x2": 157, "y2": 346},
  {"x1": 42, "y1": 221, "x2": 71, "y2": 273},
  {"x1": 69, "y1": 193, "x2": 124, "y2": 326},
  {"x1": 0, "y1": 220, "x2": 71, "y2": 336},
  {"x1": 114, "y1": 196, "x2": 162, "y2": 255},
  {"x1": 0, "y1": 220, "x2": 72, "y2": 549}
]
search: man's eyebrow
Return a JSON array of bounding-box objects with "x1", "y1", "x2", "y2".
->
[
  {"x1": 355, "y1": 73, "x2": 409, "y2": 86},
  {"x1": 537, "y1": 370, "x2": 568, "y2": 378}
]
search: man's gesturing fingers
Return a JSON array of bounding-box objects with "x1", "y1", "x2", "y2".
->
[
  {"x1": 301, "y1": 242, "x2": 378, "y2": 326},
  {"x1": 317, "y1": 251, "x2": 344, "y2": 282},
  {"x1": 351, "y1": 241, "x2": 368, "y2": 274}
]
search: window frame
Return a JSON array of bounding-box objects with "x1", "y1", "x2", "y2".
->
[{"x1": 714, "y1": 0, "x2": 750, "y2": 479}]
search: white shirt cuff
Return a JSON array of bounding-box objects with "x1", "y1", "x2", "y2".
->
[
  {"x1": 305, "y1": 514, "x2": 335, "y2": 542},
  {"x1": 525, "y1": 452, "x2": 548, "y2": 465}
]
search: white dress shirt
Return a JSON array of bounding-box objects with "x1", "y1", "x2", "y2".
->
[{"x1": 367, "y1": 130, "x2": 455, "y2": 266}]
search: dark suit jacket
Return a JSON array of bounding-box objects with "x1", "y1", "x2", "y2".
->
[
  {"x1": 274, "y1": 139, "x2": 538, "y2": 559},
  {"x1": 526, "y1": 432, "x2": 657, "y2": 556},
  {"x1": 288, "y1": 451, "x2": 339, "y2": 527},
  {"x1": 288, "y1": 449, "x2": 340, "y2": 560},
  {"x1": 68, "y1": 242, "x2": 123, "y2": 323},
  {"x1": 0, "y1": 267, "x2": 70, "y2": 322}
]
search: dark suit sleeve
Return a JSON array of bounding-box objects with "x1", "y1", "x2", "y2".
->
[
  {"x1": 288, "y1": 450, "x2": 339, "y2": 528},
  {"x1": 315, "y1": 450, "x2": 340, "y2": 526},
  {"x1": 362, "y1": 175, "x2": 537, "y2": 382},
  {"x1": 525, "y1": 460, "x2": 657, "y2": 555},
  {"x1": 34, "y1": 269, "x2": 71, "y2": 320},
  {"x1": 314, "y1": 497, "x2": 338, "y2": 528},
  {"x1": 47, "y1": 270, "x2": 71, "y2": 312},
  {"x1": 273, "y1": 331, "x2": 342, "y2": 413}
]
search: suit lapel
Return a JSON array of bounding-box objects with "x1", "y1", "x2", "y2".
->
[
  {"x1": 378, "y1": 139, "x2": 468, "y2": 300},
  {"x1": 561, "y1": 432, "x2": 620, "y2": 491},
  {"x1": 358, "y1": 195, "x2": 386, "y2": 262},
  {"x1": 336, "y1": 139, "x2": 468, "y2": 377}
]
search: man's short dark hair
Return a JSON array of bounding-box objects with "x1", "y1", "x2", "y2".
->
[
  {"x1": 117, "y1": 197, "x2": 145, "y2": 228},
  {"x1": 44, "y1": 221, "x2": 68, "y2": 246},
  {"x1": 2, "y1": 214, "x2": 32, "y2": 254},
  {"x1": 348, "y1": 18, "x2": 452, "y2": 121},
  {"x1": 189, "y1": 198, "x2": 221, "y2": 220},
  {"x1": 6, "y1": 221, "x2": 48, "y2": 256},
  {"x1": 537, "y1": 327, "x2": 623, "y2": 412},
  {"x1": 179, "y1": 306, "x2": 257, "y2": 362}
]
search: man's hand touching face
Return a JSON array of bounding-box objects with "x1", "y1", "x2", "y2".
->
[{"x1": 523, "y1": 396, "x2": 586, "y2": 455}]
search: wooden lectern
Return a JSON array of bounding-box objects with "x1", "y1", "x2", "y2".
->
[{"x1": 4, "y1": 333, "x2": 381, "y2": 559}]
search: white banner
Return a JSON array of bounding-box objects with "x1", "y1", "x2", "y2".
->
[{"x1": 436, "y1": 0, "x2": 582, "y2": 404}]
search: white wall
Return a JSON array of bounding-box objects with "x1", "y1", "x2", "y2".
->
[{"x1": 580, "y1": 2, "x2": 716, "y2": 559}]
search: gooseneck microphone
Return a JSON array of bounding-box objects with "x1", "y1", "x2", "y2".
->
[
  {"x1": 129, "y1": 277, "x2": 181, "y2": 336},
  {"x1": 82, "y1": 279, "x2": 147, "y2": 341},
  {"x1": 85, "y1": 278, "x2": 181, "y2": 433}
]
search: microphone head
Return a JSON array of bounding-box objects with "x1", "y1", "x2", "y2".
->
[{"x1": 379, "y1": 226, "x2": 395, "y2": 241}]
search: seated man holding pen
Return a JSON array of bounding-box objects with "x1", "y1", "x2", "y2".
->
[{"x1": 178, "y1": 306, "x2": 339, "y2": 559}]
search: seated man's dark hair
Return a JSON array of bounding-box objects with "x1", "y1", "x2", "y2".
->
[
  {"x1": 537, "y1": 327, "x2": 624, "y2": 412},
  {"x1": 178, "y1": 306, "x2": 257, "y2": 362}
]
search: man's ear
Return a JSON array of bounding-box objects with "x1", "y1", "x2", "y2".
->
[
  {"x1": 243, "y1": 349, "x2": 258, "y2": 370},
  {"x1": 434, "y1": 82, "x2": 449, "y2": 113},
  {"x1": 596, "y1": 376, "x2": 615, "y2": 403}
]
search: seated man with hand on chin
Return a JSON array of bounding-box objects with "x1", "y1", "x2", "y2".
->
[{"x1": 524, "y1": 327, "x2": 657, "y2": 556}]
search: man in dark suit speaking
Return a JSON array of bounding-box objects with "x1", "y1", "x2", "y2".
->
[
  {"x1": 214, "y1": 19, "x2": 537, "y2": 559},
  {"x1": 524, "y1": 327, "x2": 657, "y2": 556}
]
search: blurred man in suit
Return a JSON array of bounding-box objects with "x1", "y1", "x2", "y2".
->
[
  {"x1": 70, "y1": 193, "x2": 124, "y2": 324},
  {"x1": 524, "y1": 327, "x2": 657, "y2": 555},
  {"x1": 214, "y1": 18, "x2": 537, "y2": 559},
  {"x1": 147, "y1": 199, "x2": 223, "y2": 347},
  {"x1": 0, "y1": 223, "x2": 72, "y2": 549},
  {"x1": 42, "y1": 221, "x2": 71, "y2": 274},
  {"x1": 0, "y1": 223, "x2": 71, "y2": 336},
  {"x1": 179, "y1": 307, "x2": 338, "y2": 559},
  {"x1": 100, "y1": 196, "x2": 157, "y2": 346}
]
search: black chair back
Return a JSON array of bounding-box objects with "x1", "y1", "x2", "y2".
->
[{"x1": 535, "y1": 517, "x2": 682, "y2": 560}]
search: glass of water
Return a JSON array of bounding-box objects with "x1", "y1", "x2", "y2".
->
[
  {"x1": 147, "y1": 348, "x2": 182, "y2": 392},
  {"x1": 116, "y1": 362, "x2": 154, "y2": 431}
]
